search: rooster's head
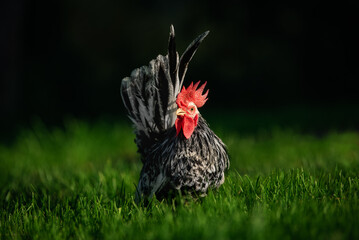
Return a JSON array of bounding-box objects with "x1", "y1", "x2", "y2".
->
[{"x1": 175, "y1": 81, "x2": 208, "y2": 139}]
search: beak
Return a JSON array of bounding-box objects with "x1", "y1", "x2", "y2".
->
[{"x1": 176, "y1": 108, "x2": 186, "y2": 116}]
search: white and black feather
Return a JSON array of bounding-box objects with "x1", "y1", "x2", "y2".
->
[{"x1": 135, "y1": 117, "x2": 229, "y2": 200}]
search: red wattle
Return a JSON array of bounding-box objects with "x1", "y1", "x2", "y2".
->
[
  {"x1": 194, "y1": 114, "x2": 198, "y2": 125},
  {"x1": 175, "y1": 115, "x2": 198, "y2": 139},
  {"x1": 182, "y1": 115, "x2": 195, "y2": 139}
]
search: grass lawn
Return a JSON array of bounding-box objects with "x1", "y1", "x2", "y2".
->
[{"x1": 1, "y1": 112, "x2": 359, "y2": 239}]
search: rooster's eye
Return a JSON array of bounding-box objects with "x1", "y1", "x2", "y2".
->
[{"x1": 190, "y1": 107, "x2": 194, "y2": 112}]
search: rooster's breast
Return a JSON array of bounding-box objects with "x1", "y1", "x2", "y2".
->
[{"x1": 137, "y1": 116, "x2": 229, "y2": 199}]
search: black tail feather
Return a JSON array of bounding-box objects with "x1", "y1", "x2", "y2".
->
[
  {"x1": 168, "y1": 25, "x2": 178, "y2": 87},
  {"x1": 178, "y1": 30, "x2": 210, "y2": 88}
]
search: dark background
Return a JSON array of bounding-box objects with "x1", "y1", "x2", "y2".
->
[{"x1": 1, "y1": 0, "x2": 358, "y2": 141}]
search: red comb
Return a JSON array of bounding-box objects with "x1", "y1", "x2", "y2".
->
[{"x1": 176, "y1": 81, "x2": 209, "y2": 108}]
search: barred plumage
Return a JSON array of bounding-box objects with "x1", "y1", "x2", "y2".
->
[{"x1": 120, "y1": 25, "x2": 229, "y2": 201}]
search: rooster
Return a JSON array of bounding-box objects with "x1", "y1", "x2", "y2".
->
[{"x1": 121, "y1": 25, "x2": 229, "y2": 201}]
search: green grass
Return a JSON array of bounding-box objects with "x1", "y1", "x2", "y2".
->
[{"x1": 1, "y1": 116, "x2": 359, "y2": 239}]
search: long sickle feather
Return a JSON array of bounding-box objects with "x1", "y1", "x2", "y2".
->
[{"x1": 178, "y1": 30, "x2": 210, "y2": 89}]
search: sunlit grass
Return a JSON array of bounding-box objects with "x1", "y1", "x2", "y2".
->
[{"x1": 1, "y1": 117, "x2": 358, "y2": 239}]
